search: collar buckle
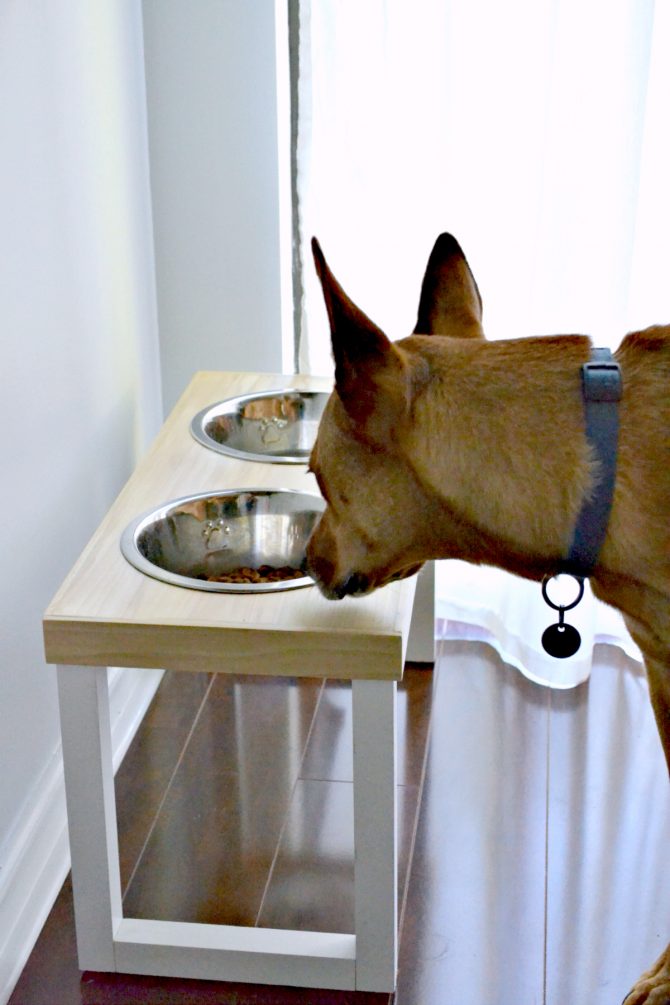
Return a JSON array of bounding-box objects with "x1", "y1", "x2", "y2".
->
[{"x1": 581, "y1": 357, "x2": 622, "y2": 403}]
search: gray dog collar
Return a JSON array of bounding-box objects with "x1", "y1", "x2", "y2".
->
[{"x1": 559, "y1": 346, "x2": 623, "y2": 578}]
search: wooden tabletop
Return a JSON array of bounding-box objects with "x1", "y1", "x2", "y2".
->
[{"x1": 43, "y1": 372, "x2": 417, "y2": 680}]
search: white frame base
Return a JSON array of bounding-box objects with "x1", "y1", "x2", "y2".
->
[
  {"x1": 57, "y1": 666, "x2": 398, "y2": 993},
  {"x1": 115, "y1": 920, "x2": 356, "y2": 989}
]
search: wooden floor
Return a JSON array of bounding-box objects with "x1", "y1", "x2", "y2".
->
[{"x1": 9, "y1": 641, "x2": 670, "y2": 1005}]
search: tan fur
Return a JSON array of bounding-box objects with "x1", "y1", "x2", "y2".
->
[{"x1": 306, "y1": 234, "x2": 670, "y2": 1004}]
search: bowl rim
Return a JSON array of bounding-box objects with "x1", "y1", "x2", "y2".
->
[
  {"x1": 119, "y1": 487, "x2": 325, "y2": 594},
  {"x1": 190, "y1": 387, "x2": 330, "y2": 464}
]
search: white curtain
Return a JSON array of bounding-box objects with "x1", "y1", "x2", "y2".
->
[{"x1": 295, "y1": 0, "x2": 669, "y2": 687}]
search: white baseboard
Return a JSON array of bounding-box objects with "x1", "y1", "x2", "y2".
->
[{"x1": 0, "y1": 666, "x2": 163, "y2": 1005}]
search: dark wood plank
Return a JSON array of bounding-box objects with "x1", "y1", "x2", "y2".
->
[
  {"x1": 116, "y1": 670, "x2": 214, "y2": 889},
  {"x1": 257, "y1": 781, "x2": 419, "y2": 935},
  {"x1": 299, "y1": 666, "x2": 434, "y2": 786},
  {"x1": 122, "y1": 675, "x2": 323, "y2": 925}
]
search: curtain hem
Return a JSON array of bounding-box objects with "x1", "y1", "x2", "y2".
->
[{"x1": 436, "y1": 616, "x2": 645, "y2": 690}]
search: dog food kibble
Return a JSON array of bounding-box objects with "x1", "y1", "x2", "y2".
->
[{"x1": 201, "y1": 565, "x2": 305, "y2": 584}]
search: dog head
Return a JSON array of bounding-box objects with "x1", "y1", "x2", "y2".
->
[{"x1": 306, "y1": 234, "x2": 484, "y2": 599}]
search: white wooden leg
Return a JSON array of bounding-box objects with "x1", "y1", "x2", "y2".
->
[
  {"x1": 57, "y1": 665, "x2": 122, "y2": 971},
  {"x1": 406, "y1": 561, "x2": 436, "y2": 662},
  {"x1": 352, "y1": 679, "x2": 397, "y2": 992}
]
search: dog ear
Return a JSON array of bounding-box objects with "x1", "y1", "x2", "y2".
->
[
  {"x1": 413, "y1": 232, "x2": 483, "y2": 336},
  {"x1": 312, "y1": 237, "x2": 407, "y2": 435}
]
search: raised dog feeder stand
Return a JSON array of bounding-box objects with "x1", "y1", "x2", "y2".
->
[{"x1": 43, "y1": 371, "x2": 435, "y2": 994}]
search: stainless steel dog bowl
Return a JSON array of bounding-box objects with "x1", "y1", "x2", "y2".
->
[
  {"x1": 190, "y1": 389, "x2": 330, "y2": 463},
  {"x1": 120, "y1": 488, "x2": 325, "y2": 593}
]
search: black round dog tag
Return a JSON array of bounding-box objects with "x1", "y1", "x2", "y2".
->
[{"x1": 541, "y1": 621, "x2": 582, "y2": 659}]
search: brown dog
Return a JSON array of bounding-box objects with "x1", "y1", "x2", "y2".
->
[{"x1": 306, "y1": 233, "x2": 670, "y2": 1004}]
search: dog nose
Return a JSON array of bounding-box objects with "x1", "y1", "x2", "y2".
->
[{"x1": 335, "y1": 572, "x2": 370, "y2": 598}]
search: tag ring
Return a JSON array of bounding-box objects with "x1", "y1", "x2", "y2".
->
[{"x1": 541, "y1": 574, "x2": 584, "y2": 613}]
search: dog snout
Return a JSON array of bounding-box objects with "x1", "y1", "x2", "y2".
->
[
  {"x1": 334, "y1": 572, "x2": 370, "y2": 598},
  {"x1": 307, "y1": 516, "x2": 372, "y2": 599},
  {"x1": 305, "y1": 548, "x2": 337, "y2": 594},
  {"x1": 306, "y1": 547, "x2": 371, "y2": 600}
]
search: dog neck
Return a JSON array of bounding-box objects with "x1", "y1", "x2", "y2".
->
[{"x1": 400, "y1": 333, "x2": 596, "y2": 579}]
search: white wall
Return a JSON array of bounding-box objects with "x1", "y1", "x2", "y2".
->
[
  {"x1": 0, "y1": 4, "x2": 292, "y2": 998},
  {"x1": 142, "y1": 0, "x2": 292, "y2": 414},
  {"x1": 0, "y1": 3, "x2": 163, "y2": 999}
]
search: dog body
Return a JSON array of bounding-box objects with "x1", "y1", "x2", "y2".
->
[{"x1": 306, "y1": 234, "x2": 670, "y2": 1003}]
